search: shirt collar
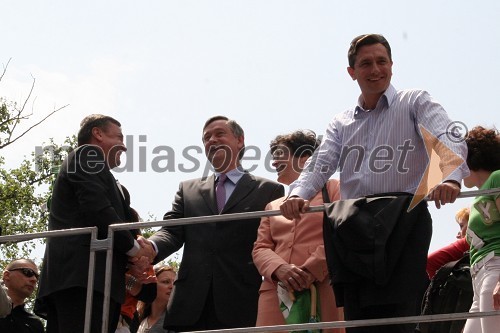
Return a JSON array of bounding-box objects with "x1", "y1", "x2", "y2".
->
[
  {"x1": 215, "y1": 166, "x2": 245, "y2": 184},
  {"x1": 354, "y1": 84, "x2": 396, "y2": 118}
]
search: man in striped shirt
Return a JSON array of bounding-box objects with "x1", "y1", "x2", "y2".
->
[{"x1": 280, "y1": 34, "x2": 469, "y2": 333}]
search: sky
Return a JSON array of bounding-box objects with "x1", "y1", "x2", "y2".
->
[{"x1": 1, "y1": 0, "x2": 499, "y2": 262}]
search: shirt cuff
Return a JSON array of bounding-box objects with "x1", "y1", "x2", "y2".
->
[
  {"x1": 126, "y1": 240, "x2": 141, "y2": 257},
  {"x1": 150, "y1": 241, "x2": 159, "y2": 256}
]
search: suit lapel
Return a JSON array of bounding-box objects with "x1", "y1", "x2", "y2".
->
[
  {"x1": 222, "y1": 172, "x2": 255, "y2": 213},
  {"x1": 199, "y1": 174, "x2": 218, "y2": 215}
]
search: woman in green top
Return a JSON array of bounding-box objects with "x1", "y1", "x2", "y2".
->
[{"x1": 463, "y1": 126, "x2": 500, "y2": 333}]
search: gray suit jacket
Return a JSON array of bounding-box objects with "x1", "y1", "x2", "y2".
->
[{"x1": 149, "y1": 171, "x2": 284, "y2": 328}]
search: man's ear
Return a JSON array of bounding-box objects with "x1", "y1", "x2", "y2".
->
[
  {"x1": 91, "y1": 127, "x2": 103, "y2": 142},
  {"x1": 237, "y1": 135, "x2": 244, "y2": 150},
  {"x1": 347, "y1": 66, "x2": 356, "y2": 80},
  {"x1": 299, "y1": 154, "x2": 310, "y2": 164},
  {"x1": 2, "y1": 270, "x2": 9, "y2": 282}
]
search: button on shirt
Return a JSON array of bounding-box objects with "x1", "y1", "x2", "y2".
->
[{"x1": 289, "y1": 84, "x2": 469, "y2": 200}]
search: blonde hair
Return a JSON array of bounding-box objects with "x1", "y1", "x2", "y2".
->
[{"x1": 455, "y1": 207, "x2": 470, "y2": 224}]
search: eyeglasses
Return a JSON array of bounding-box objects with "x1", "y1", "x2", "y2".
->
[{"x1": 8, "y1": 267, "x2": 40, "y2": 280}]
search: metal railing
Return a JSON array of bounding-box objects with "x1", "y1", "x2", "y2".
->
[
  {"x1": 0, "y1": 227, "x2": 99, "y2": 333},
  {"x1": 1, "y1": 188, "x2": 499, "y2": 332}
]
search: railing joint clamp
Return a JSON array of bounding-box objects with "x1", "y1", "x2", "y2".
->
[{"x1": 90, "y1": 238, "x2": 113, "y2": 251}]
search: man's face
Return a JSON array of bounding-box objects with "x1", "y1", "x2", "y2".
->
[
  {"x1": 3, "y1": 260, "x2": 39, "y2": 301},
  {"x1": 202, "y1": 120, "x2": 244, "y2": 173},
  {"x1": 95, "y1": 123, "x2": 127, "y2": 169},
  {"x1": 347, "y1": 43, "x2": 393, "y2": 98}
]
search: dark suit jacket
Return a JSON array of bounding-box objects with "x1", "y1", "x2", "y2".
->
[
  {"x1": 36, "y1": 145, "x2": 138, "y2": 308},
  {"x1": 149, "y1": 172, "x2": 284, "y2": 328}
]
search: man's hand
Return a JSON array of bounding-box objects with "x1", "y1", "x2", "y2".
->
[
  {"x1": 427, "y1": 181, "x2": 461, "y2": 209},
  {"x1": 279, "y1": 196, "x2": 310, "y2": 220},
  {"x1": 134, "y1": 236, "x2": 156, "y2": 263},
  {"x1": 128, "y1": 236, "x2": 156, "y2": 278},
  {"x1": 127, "y1": 256, "x2": 150, "y2": 280}
]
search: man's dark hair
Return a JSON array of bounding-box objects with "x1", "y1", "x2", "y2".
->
[
  {"x1": 348, "y1": 34, "x2": 392, "y2": 68},
  {"x1": 270, "y1": 130, "x2": 321, "y2": 159},
  {"x1": 203, "y1": 115, "x2": 244, "y2": 138},
  {"x1": 465, "y1": 125, "x2": 500, "y2": 171},
  {"x1": 203, "y1": 115, "x2": 245, "y2": 160},
  {"x1": 77, "y1": 114, "x2": 121, "y2": 146}
]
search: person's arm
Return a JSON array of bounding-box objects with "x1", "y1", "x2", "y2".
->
[
  {"x1": 253, "y1": 200, "x2": 311, "y2": 291},
  {"x1": 282, "y1": 122, "x2": 341, "y2": 220},
  {"x1": 148, "y1": 182, "x2": 186, "y2": 263},
  {"x1": 125, "y1": 266, "x2": 158, "y2": 303},
  {"x1": 300, "y1": 180, "x2": 341, "y2": 282},
  {"x1": 68, "y1": 146, "x2": 136, "y2": 254},
  {"x1": 426, "y1": 238, "x2": 469, "y2": 279},
  {"x1": 289, "y1": 121, "x2": 341, "y2": 200},
  {"x1": 252, "y1": 202, "x2": 288, "y2": 279},
  {"x1": 413, "y1": 91, "x2": 469, "y2": 208},
  {"x1": 0, "y1": 284, "x2": 11, "y2": 318}
]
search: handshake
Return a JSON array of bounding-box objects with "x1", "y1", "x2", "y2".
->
[{"x1": 127, "y1": 236, "x2": 156, "y2": 283}]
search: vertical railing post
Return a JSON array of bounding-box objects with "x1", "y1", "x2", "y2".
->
[
  {"x1": 101, "y1": 226, "x2": 115, "y2": 333},
  {"x1": 84, "y1": 227, "x2": 98, "y2": 333}
]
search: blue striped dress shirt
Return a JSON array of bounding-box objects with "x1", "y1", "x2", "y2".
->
[{"x1": 289, "y1": 84, "x2": 469, "y2": 200}]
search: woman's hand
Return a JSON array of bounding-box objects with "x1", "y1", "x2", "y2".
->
[{"x1": 273, "y1": 264, "x2": 314, "y2": 291}]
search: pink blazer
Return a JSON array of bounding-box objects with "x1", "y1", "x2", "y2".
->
[{"x1": 252, "y1": 180, "x2": 344, "y2": 332}]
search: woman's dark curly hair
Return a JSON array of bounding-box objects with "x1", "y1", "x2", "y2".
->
[
  {"x1": 270, "y1": 130, "x2": 321, "y2": 159},
  {"x1": 465, "y1": 126, "x2": 500, "y2": 171}
]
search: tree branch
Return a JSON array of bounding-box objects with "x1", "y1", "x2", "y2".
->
[
  {"x1": 7, "y1": 75, "x2": 36, "y2": 143},
  {"x1": 0, "y1": 103, "x2": 69, "y2": 150},
  {"x1": 0, "y1": 58, "x2": 11, "y2": 83}
]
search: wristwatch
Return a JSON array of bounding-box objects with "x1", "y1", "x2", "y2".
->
[{"x1": 125, "y1": 275, "x2": 137, "y2": 292}]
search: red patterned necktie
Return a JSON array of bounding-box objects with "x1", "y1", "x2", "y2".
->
[{"x1": 216, "y1": 174, "x2": 227, "y2": 213}]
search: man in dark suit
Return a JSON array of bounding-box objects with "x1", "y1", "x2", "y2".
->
[
  {"x1": 35, "y1": 114, "x2": 153, "y2": 333},
  {"x1": 145, "y1": 115, "x2": 284, "y2": 331}
]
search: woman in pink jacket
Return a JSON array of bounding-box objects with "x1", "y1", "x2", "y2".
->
[{"x1": 252, "y1": 130, "x2": 344, "y2": 332}]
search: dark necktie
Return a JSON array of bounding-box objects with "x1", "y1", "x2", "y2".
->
[{"x1": 216, "y1": 174, "x2": 227, "y2": 213}]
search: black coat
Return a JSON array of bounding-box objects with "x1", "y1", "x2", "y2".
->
[
  {"x1": 149, "y1": 172, "x2": 284, "y2": 329},
  {"x1": 324, "y1": 193, "x2": 431, "y2": 307},
  {"x1": 0, "y1": 304, "x2": 44, "y2": 333},
  {"x1": 36, "y1": 145, "x2": 138, "y2": 308}
]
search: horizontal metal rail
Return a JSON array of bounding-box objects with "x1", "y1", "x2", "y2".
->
[
  {"x1": 101, "y1": 188, "x2": 500, "y2": 332},
  {"x1": 0, "y1": 226, "x2": 97, "y2": 243},
  {"x1": 451, "y1": 188, "x2": 500, "y2": 198},
  {"x1": 192, "y1": 310, "x2": 500, "y2": 332},
  {"x1": 0, "y1": 227, "x2": 98, "y2": 333},
  {"x1": 2, "y1": 188, "x2": 499, "y2": 332}
]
